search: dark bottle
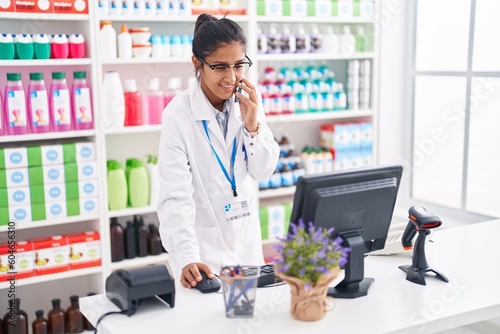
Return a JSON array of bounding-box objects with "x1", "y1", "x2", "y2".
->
[
  {"x1": 2, "y1": 298, "x2": 28, "y2": 334},
  {"x1": 47, "y1": 299, "x2": 65, "y2": 334},
  {"x1": 82, "y1": 293, "x2": 95, "y2": 331},
  {"x1": 124, "y1": 220, "x2": 137, "y2": 259},
  {"x1": 32, "y1": 310, "x2": 48, "y2": 334},
  {"x1": 135, "y1": 216, "x2": 148, "y2": 257},
  {"x1": 147, "y1": 224, "x2": 163, "y2": 256},
  {"x1": 65, "y1": 295, "x2": 83, "y2": 334},
  {"x1": 110, "y1": 217, "x2": 125, "y2": 262}
]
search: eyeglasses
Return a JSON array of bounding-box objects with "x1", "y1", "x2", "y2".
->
[{"x1": 198, "y1": 55, "x2": 253, "y2": 77}]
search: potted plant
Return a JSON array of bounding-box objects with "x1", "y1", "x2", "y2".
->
[{"x1": 274, "y1": 220, "x2": 351, "y2": 321}]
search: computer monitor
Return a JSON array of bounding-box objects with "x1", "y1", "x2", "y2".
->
[{"x1": 290, "y1": 164, "x2": 403, "y2": 299}]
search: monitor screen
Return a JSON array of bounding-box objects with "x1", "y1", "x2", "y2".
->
[{"x1": 290, "y1": 164, "x2": 403, "y2": 298}]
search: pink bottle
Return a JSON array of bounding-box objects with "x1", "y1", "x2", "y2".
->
[
  {"x1": 71, "y1": 71, "x2": 93, "y2": 130},
  {"x1": 68, "y1": 34, "x2": 86, "y2": 58},
  {"x1": 124, "y1": 79, "x2": 143, "y2": 126},
  {"x1": 50, "y1": 72, "x2": 72, "y2": 132},
  {"x1": 146, "y1": 78, "x2": 164, "y2": 125},
  {"x1": 0, "y1": 92, "x2": 4, "y2": 136},
  {"x1": 28, "y1": 72, "x2": 51, "y2": 134},
  {"x1": 51, "y1": 34, "x2": 69, "y2": 59},
  {"x1": 4, "y1": 73, "x2": 29, "y2": 135}
]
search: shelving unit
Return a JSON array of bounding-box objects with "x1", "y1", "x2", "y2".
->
[{"x1": 0, "y1": 1, "x2": 380, "y2": 319}]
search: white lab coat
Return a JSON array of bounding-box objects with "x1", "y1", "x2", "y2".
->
[{"x1": 157, "y1": 79, "x2": 280, "y2": 278}]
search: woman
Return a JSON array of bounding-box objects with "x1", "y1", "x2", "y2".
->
[{"x1": 157, "y1": 14, "x2": 280, "y2": 289}]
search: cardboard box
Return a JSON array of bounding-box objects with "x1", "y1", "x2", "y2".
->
[
  {"x1": 53, "y1": 0, "x2": 89, "y2": 14},
  {"x1": 191, "y1": 0, "x2": 219, "y2": 15},
  {"x1": 0, "y1": 205, "x2": 32, "y2": 226},
  {"x1": 0, "y1": 0, "x2": 15, "y2": 13},
  {"x1": 288, "y1": 0, "x2": 307, "y2": 16},
  {"x1": 15, "y1": 0, "x2": 52, "y2": 13},
  {"x1": 62, "y1": 142, "x2": 96, "y2": 163},
  {"x1": 41, "y1": 145, "x2": 64, "y2": 166},
  {"x1": 64, "y1": 161, "x2": 98, "y2": 182},
  {"x1": 0, "y1": 168, "x2": 29, "y2": 189},
  {"x1": 67, "y1": 230, "x2": 101, "y2": 269},
  {"x1": 219, "y1": 0, "x2": 246, "y2": 15},
  {"x1": 32, "y1": 235, "x2": 69, "y2": 275},
  {"x1": 315, "y1": 0, "x2": 333, "y2": 16},
  {"x1": 338, "y1": 0, "x2": 353, "y2": 17},
  {"x1": 0, "y1": 147, "x2": 28, "y2": 170},
  {"x1": 0, "y1": 241, "x2": 35, "y2": 282},
  {"x1": 0, "y1": 187, "x2": 31, "y2": 207}
]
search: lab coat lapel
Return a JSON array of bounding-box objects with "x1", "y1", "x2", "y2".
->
[{"x1": 225, "y1": 99, "x2": 241, "y2": 149}]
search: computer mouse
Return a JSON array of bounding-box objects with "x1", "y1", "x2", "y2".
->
[{"x1": 193, "y1": 271, "x2": 221, "y2": 294}]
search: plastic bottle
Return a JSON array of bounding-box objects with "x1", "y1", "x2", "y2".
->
[
  {"x1": 4, "y1": 73, "x2": 28, "y2": 135},
  {"x1": 49, "y1": 72, "x2": 72, "y2": 132},
  {"x1": 322, "y1": 26, "x2": 340, "y2": 54},
  {"x1": 295, "y1": 24, "x2": 311, "y2": 53},
  {"x1": 144, "y1": 78, "x2": 163, "y2": 125},
  {"x1": 47, "y1": 299, "x2": 64, "y2": 334},
  {"x1": 147, "y1": 155, "x2": 159, "y2": 207},
  {"x1": 340, "y1": 25, "x2": 356, "y2": 55},
  {"x1": 281, "y1": 24, "x2": 296, "y2": 54},
  {"x1": 71, "y1": 71, "x2": 93, "y2": 130},
  {"x1": 157, "y1": 0, "x2": 169, "y2": 15},
  {"x1": 109, "y1": 0, "x2": 122, "y2": 15},
  {"x1": 151, "y1": 35, "x2": 163, "y2": 58},
  {"x1": 82, "y1": 293, "x2": 96, "y2": 331},
  {"x1": 122, "y1": 0, "x2": 134, "y2": 15},
  {"x1": 148, "y1": 224, "x2": 163, "y2": 255},
  {"x1": 124, "y1": 221, "x2": 137, "y2": 259},
  {"x1": 267, "y1": 24, "x2": 281, "y2": 54},
  {"x1": 124, "y1": 79, "x2": 143, "y2": 126},
  {"x1": 102, "y1": 71, "x2": 125, "y2": 130},
  {"x1": 169, "y1": 0, "x2": 180, "y2": 16},
  {"x1": 51, "y1": 34, "x2": 69, "y2": 59},
  {"x1": 309, "y1": 24, "x2": 323, "y2": 53},
  {"x1": 127, "y1": 159, "x2": 150, "y2": 207},
  {"x1": 0, "y1": 33, "x2": 15, "y2": 60},
  {"x1": 145, "y1": 0, "x2": 157, "y2": 15},
  {"x1": 65, "y1": 295, "x2": 83, "y2": 334},
  {"x1": 118, "y1": 24, "x2": 132, "y2": 59},
  {"x1": 163, "y1": 77, "x2": 181, "y2": 112},
  {"x1": 100, "y1": 21, "x2": 117, "y2": 59},
  {"x1": 334, "y1": 83, "x2": 347, "y2": 110},
  {"x1": 134, "y1": 0, "x2": 146, "y2": 15},
  {"x1": 15, "y1": 34, "x2": 34, "y2": 60},
  {"x1": 179, "y1": 0, "x2": 190, "y2": 15},
  {"x1": 32, "y1": 310, "x2": 48, "y2": 334},
  {"x1": 2, "y1": 299, "x2": 28, "y2": 334},
  {"x1": 134, "y1": 215, "x2": 148, "y2": 257},
  {"x1": 98, "y1": 0, "x2": 109, "y2": 15},
  {"x1": 68, "y1": 34, "x2": 86, "y2": 58},
  {"x1": 28, "y1": 72, "x2": 50, "y2": 134},
  {"x1": 269, "y1": 165, "x2": 283, "y2": 189},
  {"x1": 356, "y1": 26, "x2": 369, "y2": 52},
  {"x1": 257, "y1": 25, "x2": 268, "y2": 54},
  {"x1": 107, "y1": 160, "x2": 128, "y2": 210},
  {"x1": 281, "y1": 162, "x2": 294, "y2": 187},
  {"x1": 170, "y1": 35, "x2": 182, "y2": 58},
  {"x1": 33, "y1": 34, "x2": 51, "y2": 59},
  {"x1": 161, "y1": 35, "x2": 171, "y2": 58},
  {"x1": 180, "y1": 34, "x2": 191, "y2": 57},
  {"x1": 110, "y1": 217, "x2": 125, "y2": 262}
]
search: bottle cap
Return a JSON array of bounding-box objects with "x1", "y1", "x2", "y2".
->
[
  {"x1": 107, "y1": 160, "x2": 122, "y2": 170},
  {"x1": 148, "y1": 78, "x2": 160, "y2": 90},
  {"x1": 35, "y1": 310, "x2": 44, "y2": 317},
  {"x1": 121, "y1": 23, "x2": 128, "y2": 34},
  {"x1": 7, "y1": 73, "x2": 21, "y2": 81},
  {"x1": 168, "y1": 77, "x2": 181, "y2": 90},
  {"x1": 52, "y1": 72, "x2": 66, "y2": 80},
  {"x1": 73, "y1": 71, "x2": 86, "y2": 79},
  {"x1": 70, "y1": 295, "x2": 79, "y2": 303},
  {"x1": 124, "y1": 79, "x2": 137, "y2": 92},
  {"x1": 29, "y1": 72, "x2": 44, "y2": 80}
]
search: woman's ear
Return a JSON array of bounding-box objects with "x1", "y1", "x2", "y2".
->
[{"x1": 192, "y1": 55, "x2": 202, "y2": 70}]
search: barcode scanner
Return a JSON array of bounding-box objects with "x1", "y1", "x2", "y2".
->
[{"x1": 398, "y1": 206, "x2": 449, "y2": 285}]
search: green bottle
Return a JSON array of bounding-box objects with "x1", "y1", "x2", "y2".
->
[
  {"x1": 127, "y1": 159, "x2": 150, "y2": 208},
  {"x1": 107, "y1": 160, "x2": 127, "y2": 211}
]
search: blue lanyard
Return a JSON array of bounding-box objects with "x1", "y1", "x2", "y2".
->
[{"x1": 202, "y1": 120, "x2": 238, "y2": 197}]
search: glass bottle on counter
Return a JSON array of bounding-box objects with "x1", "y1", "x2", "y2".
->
[
  {"x1": 32, "y1": 310, "x2": 48, "y2": 334},
  {"x1": 65, "y1": 295, "x2": 83, "y2": 334},
  {"x1": 47, "y1": 299, "x2": 65, "y2": 334},
  {"x1": 2, "y1": 298, "x2": 28, "y2": 334},
  {"x1": 148, "y1": 224, "x2": 163, "y2": 256}
]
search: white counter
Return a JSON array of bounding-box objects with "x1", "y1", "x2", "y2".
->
[{"x1": 81, "y1": 219, "x2": 500, "y2": 334}]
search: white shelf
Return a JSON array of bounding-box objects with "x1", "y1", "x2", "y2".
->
[
  {"x1": 0, "y1": 215, "x2": 100, "y2": 233},
  {"x1": 256, "y1": 16, "x2": 375, "y2": 24},
  {"x1": 256, "y1": 52, "x2": 375, "y2": 62},
  {"x1": 0, "y1": 130, "x2": 96, "y2": 144},
  {"x1": 0, "y1": 59, "x2": 92, "y2": 67},
  {"x1": 0, "y1": 13, "x2": 89, "y2": 21},
  {"x1": 0, "y1": 267, "x2": 101, "y2": 290},
  {"x1": 266, "y1": 110, "x2": 374, "y2": 123},
  {"x1": 108, "y1": 206, "x2": 156, "y2": 218},
  {"x1": 101, "y1": 58, "x2": 191, "y2": 65},
  {"x1": 110, "y1": 253, "x2": 169, "y2": 271},
  {"x1": 104, "y1": 125, "x2": 162, "y2": 135},
  {"x1": 98, "y1": 15, "x2": 247, "y2": 22},
  {"x1": 259, "y1": 186, "x2": 296, "y2": 199}
]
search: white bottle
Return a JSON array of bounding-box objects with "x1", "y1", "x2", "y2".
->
[
  {"x1": 102, "y1": 71, "x2": 125, "y2": 130},
  {"x1": 340, "y1": 25, "x2": 356, "y2": 55},
  {"x1": 169, "y1": 0, "x2": 180, "y2": 16},
  {"x1": 281, "y1": 24, "x2": 296, "y2": 54},
  {"x1": 117, "y1": 24, "x2": 132, "y2": 59},
  {"x1": 309, "y1": 24, "x2": 322, "y2": 53},
  {"x1": 257, "y1": 25, "x2": 268, "y2": 54},
  {"x1": 151, "y1": 35, "x2": 163, "y2": 58},
  {"x1": 100, "y1": 21, "x2": 117, "y2": 59},
  {"x1": 322, "y1": 26, "x2": 340, "y2": 54},
  {"x1": 122, "y1": 0, "x2": 134, "y2": 15},
  {"x1": 134, "y1": 0, "x2": 146, "y2": 15},
  {"x1": 170, "y1": 35, "x2": 182, "y2": 58},
  {"x1": 145, "y1": 0, "x2": 157, "y2": 15},
  {"x1": 98, "y1": 0, "x2": 109, "y2": 15},
  {"x1": 295, "y1": 24, "x2": 311, "y2": 53},
  {"x1": 267, "y1": 24, "x2": 281, "y2": 54},
  {"x1": 109, "y1": 0, "x2": 122, "y2": 15},
  {"x1": 157, "y1": 0, "x2": 169, "y2": 15},
  {"x1": 179, "y1": 0, "x2": 190, "y2": 15},
  {"x1": 161, "y1": 35, "x2": 171, "y2": 58}
]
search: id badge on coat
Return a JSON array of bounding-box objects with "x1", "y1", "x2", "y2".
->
[{"x1": 224, "y1": 197, "x2": 251, "y2": 222}]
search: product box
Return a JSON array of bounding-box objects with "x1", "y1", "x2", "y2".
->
[
  {"x1": 332, "y1": 123, "x2": 350, "y2": 152},
  {"x1": 361, "y1": 147, "x2": 372, "y2": 167},
  {"x1": 0, "y1": 241, "x2": 35, "y2": 281},
  {"x1": 348, "y1": 122, "x2": 362, "y2": 152},
  {"x1": 53, "y1": 0, "x2": 89, "y2": 14},
  {"x1": 285, "y1": 0, "x2": 307, "y2": 16},
  {"x1": 67, "y1": 230, "x2": 101, "y2": 270},
  {"x1": 334, "y1": 150, "x2": 350, "y2": 171},
  {"x1": 79, "y1": 197, "x2": 99, "y2": 216},
  {"x1": 45, "y1": 201, "x2": 67, "y2": 220},
  {"x1": 0, "y1": 147, "x2": 28, "y2": 170},
  {"x1": 64, "y1": 161, "x2": 98, "y2": 182},
  {"x1": 337, "y1": 0, "x2": 353, "y2": 17},
  {"x1": 0, "y1": 186, "x2": 31, "y2": 207},
  {"x1": 0, "y1": 168, "x2": 30, "y2": 189},
  {"x1": 191, "y1": 0, "x2": 219, "y2": 15},
  {"x1": 0, "y1": 0, "x2": 15, "y2": 13},
  {"x1": 354, "y1": 0, "x2": 374, "y2": 17},
  {"x1": 0, "y1": 204, "x2": 37, "y2": 226},
  {"x1": 62, "y1": 142, "x2": 96, "y2": 163},
  {"x1": 32, "y1": 235, "x2": 69, "y2": 276},
  {"x1": 315, "y1": 0, "x2": 333, "y2": 16},
  {"x1": 219, "y1": 0, "x2": 246, "y2": 15},
  {"x1": 40, "y1": 145, "x2": 64, "y2": 166},
  {"x1": 79, "y1": 179, "x2": 98, "y2": 198},
  {"x1": 360, "y1": 122, "x2": 373, "y2": 150},
  {"x1": 257, "y1": 0, "x2": 282, "y2": 16},
  {"x1": 15, "y1": 0, "x2": 52, "y2": 13}
]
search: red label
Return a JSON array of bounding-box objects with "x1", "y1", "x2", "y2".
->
[
  {"x1": 53, "y1": 0, "x2": 88, "y2": 14},
  {"x1": 15, "y1": 0, "x2": 52, "y2": 13},
  {"x1": 0, "y1": 0, "x2": 15, "y2": 12}
]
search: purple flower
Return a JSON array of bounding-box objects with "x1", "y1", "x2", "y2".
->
[
  {"x1": 317, "y1": 248, "x2": 326, "y2": 259},
  {"x1": 304, "y1": 282, "x2": 311, "y2": 291},
  {"x1": 287, "y1": 249, "x2": 294, "y2": 256},
  {"x1": 299, "y1": 268, "x2": 306, "y2": 276},
  {"x1": 297, "y1": 255, "x2": 303, "y2": 262},
  {"x1": 339, "y1": 256, "x2": 348, "y2": 267},
  {"x1": 314, "y1": 265, "x2": 327, "y2": 273},
  {"x1": 309, "y1": 257, "x2": 318, "y2": 264}
]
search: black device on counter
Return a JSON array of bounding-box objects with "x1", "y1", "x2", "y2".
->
[
  {"x1": 105, "y1": 264, "x2": 175, "y2": 316},
  {"x1": 399, "y1": 206, "x2": 449, "y2": 286},
  {"x1": 194, "y1": 272, "x2": 221, "y2": 293}
]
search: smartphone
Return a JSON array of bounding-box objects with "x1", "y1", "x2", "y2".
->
[{"x1": 234, "y1": 86, "x2": 242, "y2": 103}]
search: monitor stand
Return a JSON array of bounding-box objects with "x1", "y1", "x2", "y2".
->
[{"x1": 327, "y1": 233, "x2": 373, "y2": 299}]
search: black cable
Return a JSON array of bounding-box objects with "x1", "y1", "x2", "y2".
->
[{"x1": 93, "y1": 310, "x2": 127, "y2": 334}]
